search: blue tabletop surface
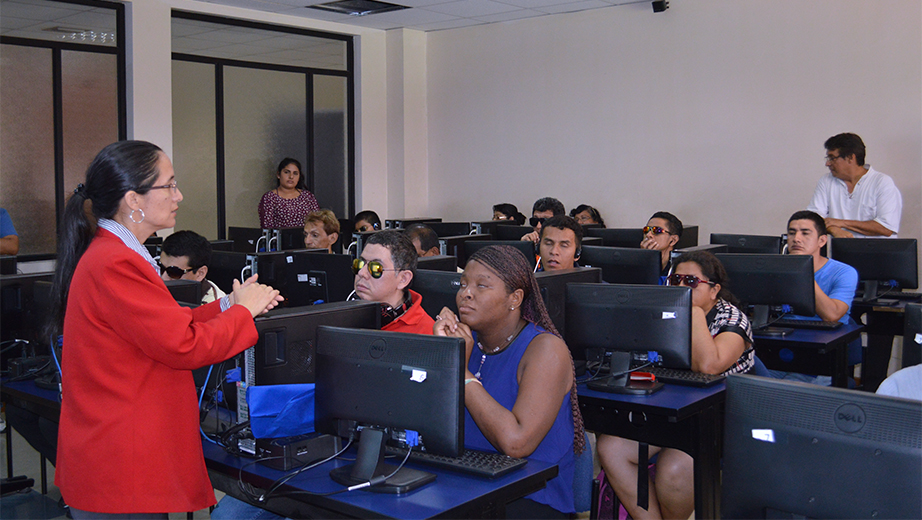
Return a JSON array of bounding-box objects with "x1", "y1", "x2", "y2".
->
[{"x1": 204, "y1": 441, "x2": 558, "y2": 520}]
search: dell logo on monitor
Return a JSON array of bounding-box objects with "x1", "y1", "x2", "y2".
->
[
  {"x1": 369, "y1": 339, "x2": 387, "y2": 359},
  {"x1": 834, "y1": 403, "x2": 866, "y2": 433}
]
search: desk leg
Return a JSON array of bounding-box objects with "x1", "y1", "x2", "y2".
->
[
  {"x1": 863, "y1": 333, "x2": 893, "y2": 392},
  {"x1": 693, "y1": 405, "x2": 721, "y2": 520},
  {"x1": 5, "y1": 425, "x2": 12, "y2": 478},
  {"x1": 40, "y1": 455, "x2": 47, "y2": 494}
]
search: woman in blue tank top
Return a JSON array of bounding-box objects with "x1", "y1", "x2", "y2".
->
[{"x1": 434, "y1": 245, "x2": 585, "y2": 518}]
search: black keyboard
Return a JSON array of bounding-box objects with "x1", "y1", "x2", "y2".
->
[
  {"x1": 385, "y1": 446, "x2": 527, "y2": 478},
  {"x1": 770, "y1": 318, "x2": 843, "y2": 330},
  {"x1": 642, "y1": 366, "x2": 725, "y2": 387}
]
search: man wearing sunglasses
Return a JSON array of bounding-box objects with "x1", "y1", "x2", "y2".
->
[
  {"x1": 520, "y1": 196, "x2": 565, "y2": 244},
  {"x1": 160, "y1": 230, "x2": 225, "y2": 304},
  {"x1": 639, "y1": 211, "x2": 683, "y2": 284},
  {"x1": 353, "y1": 230, "x2": 435, "y2": 334},
  {"x1": 807, "y1": 132, "x2": 902, "y2": 238}
]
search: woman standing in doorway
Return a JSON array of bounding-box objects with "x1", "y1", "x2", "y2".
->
[{"x1": 258, "y1": 158, "x2": 319, "y2": 229}]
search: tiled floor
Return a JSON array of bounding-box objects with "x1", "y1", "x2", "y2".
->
[{"x1": 0, "y1": 422, "x2": 219, "y2": 520}]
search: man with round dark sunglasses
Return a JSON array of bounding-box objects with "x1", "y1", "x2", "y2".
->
[
  {"x1": 160, "y1": 230, "x2": 226, "y2": 304},
  {"x1": 640, "y1": 211, "x2": 683, "y2": 284},
  {"x1": 352, "y1": 230, "x2": 435, "y2": 334},
  {"x1": 520, "y1": 196, "x2": 565, "y2": 244}
]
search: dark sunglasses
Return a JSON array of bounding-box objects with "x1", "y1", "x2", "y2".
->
[
  {"x1": 352, "y1": 258, "x2": 399, "y2": 279},
  {"x1": 668, "y1": 273, "x2": 717, "y2": 289},
  {"x1": 643, "y1": 225, "x2": 672, "y2": 235},
  {"x1": 529, "y1": 217, "x2": 547, "y2": 228},
  {"x1": 159, "y1": 262, "x2": 195, "y2": 280}
]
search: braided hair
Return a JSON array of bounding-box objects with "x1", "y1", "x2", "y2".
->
[{"x1": 465, "y1": 245, "x2": 586, "y2": 455}]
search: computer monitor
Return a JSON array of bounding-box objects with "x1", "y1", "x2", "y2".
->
[
  {"x1": 411, "y1": 269, "x2": 462, "y2": 318},
  {"x1": 415, "y1": 255, "x2": 458, "y2": 272},
  {"x1": 715, "y1": 253, "x2": 815, "y2": 330},
  {"x1": 585, "y1": 228, "x2": 644, "y2": 248},
  {"x1": 580, "y1": 236, "x2": 603, "y2": 247},
  {"x1": 267, "y1": 227, "x2": 312, "y2": 252},
  {"x1": 463, "y1": 240, "x2": 536, "y2": 271},
  {"x1": 493, "y1": 224, "x2": 535, "y2": 241},
  {"x1": 565, "y1": 283, "x2": 693, "y2": 394},
  {"x1": 709, "y1": 233, "x2": 783, "y2": 254},
  {"x1": 385, "y1": 217, "x2": 441, "y2": 229},
  {"x1": 249, "y1": 301, "x2": 380, "y2": 386},
  {"x1": 228, "y1": 226, "x2": 268, "y2": 252},
  {"x1": 283, "y1": 252, "x2": 356, "y2": 304},
  {"x1": 314, "y1": 326, "x2": 466, "y2": 493},
  {"x1": 0, "y1": 272, "x2": 54, "y2": 344},
  {"x1": 721, "y1": 375, "x2": 921, "y2": 519},
  {"x1": 209, "y1": 239, "x2": 234, "y2": 252},
  {"x1": 674, "y1": 225, "x2": 699, "y2": 249},
  {"x1": 1, "y1": 255, "x2": 17, "y2": 275},
  {"x1": 426, "y1": 221, "x2": 474, "y2": 237},
  {"x1": 208, "y1": 251, "x2": 250, "y2": 294},
  {"x1": 469, "y1": 220, "x2": 512, "y2": 237},
  {"x1": 438, "y1": 234, "x2": 491, "y2": 267},
  {"x1": 351, "y1": 230, "x2": 380, "y2": 259},
  {"x1": 534, "y1": 267, "x2": 602, "y2": 338},
  {"x1": 578, "y1": 246, "x2": 661, "y2": 285},
  {"x1": 673, "y1": 243, "x2": 728, "y2": 256},
  {"x1": 904, "y1": 303, "x2": 921, "y2": 368},
  {"x1": 164, "y1": 279, "x2": 202, "y2": 305},
  {"x1": 829, "y1": 238, "x2": 918, "y2": 301}
]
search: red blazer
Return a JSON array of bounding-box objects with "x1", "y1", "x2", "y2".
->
[
  {"x1": 381, "y1": 290, "x2": 435, "y2": 335},
  {"x1": 55, "y1": 229, "x2": 258, "y2": 513}
]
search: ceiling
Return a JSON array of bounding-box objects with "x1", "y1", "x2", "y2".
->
[
  {"x1": 0, "y1": 0, "x2": 656, "y2": 67},
  {"x1": 201, "y1": 0, "x2": 653, "y2": 32}
]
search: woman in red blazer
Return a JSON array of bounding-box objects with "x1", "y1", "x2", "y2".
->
[{"x1": 48, "y1": 141, "x2": 282, "y2": 519}]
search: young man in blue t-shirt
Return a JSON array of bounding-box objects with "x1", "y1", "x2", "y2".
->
[{"x1": 771, "y1": 210, "x2": 859, "y2": 384}]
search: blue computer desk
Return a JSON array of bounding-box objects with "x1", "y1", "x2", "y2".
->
[
  {"x1": 0, "y1": 378, "x2": 60, "y2": 494},
  {"x1": 203, "y1": 440, "x2": 558, "y2": 519},
  {"x1": 577, "y1": 382, "x2": 725, "y2": 519},
  {"x1": 753, "y1": 321, "x2": 864, "y2": 387}
]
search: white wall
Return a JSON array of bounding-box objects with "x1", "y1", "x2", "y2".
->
[{"x1": 425, "y1": 0, "x2": 921, "y2": 250}]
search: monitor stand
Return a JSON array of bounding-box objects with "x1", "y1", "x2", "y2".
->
[
  {"x1": 329, "y1": 427, "x2": 435, "y2": 494},
  {"x1": 752, "y1": 305, "x2": 792, "y2": 337},
  {"x1": 586, "y1": 352, "x2": 663, "y2": 395}
]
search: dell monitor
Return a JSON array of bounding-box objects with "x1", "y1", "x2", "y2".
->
[
  {"x1": 209, "y1": 239, "x2": 234, "y2": 252},
  {"x1": 164, "y1": 279, "x2": 202, "y2": 306},
  {"x1": 829, "y1": 238, "x2": 918, "y2": 301},
  {"x1": 493, "y1": 224, "x2": 535, "y2": 241},
  {"x1": 463, "y1": 240, "x2": 536, "y2": 271},
  {"x1": 314, "y1": 326, "x2": 466, "y2": 493},
  {"x1": 412, "y1": 269, "x2": 462, "y2": 318},
  {"x1": 579, "y1": 246, "x2": 661, "y2": 285},
  {"x1": 674, "y1": 225, "x2": 699, "y2": 249},
  {"x1": 283, "y1": 252, "x2": 355, "y2": 304},
  {"x1": 710, "y1": 233, "x2": 783, "y2": 254},
  {"x1": 438, "y1": 234, "x2": 491, "y2": 267},
  {"x1": 534, "y1": 267, "x2": 602, "y2": 338},
  {"x1": 716, "y1": 253, "x2": 815, "y2": 330},
  {"x1": 266, "y1": 227, "x2": 315, "y2": 252},
  {"x1": 208, "y1": 251, "x2": 251, "y2": 294},
  {"x1": 228, "y1": 226, "x2": 268, "y2": 252},
  {"x1": 1, "y1": 271, "x2": 55, "y2": 344},
  {"x1": 904, "y1": 303, "x2": 922, "y2": 368},
  {"x1": 351, "y1": 230, "x2": 380, "y2": 259},
  {"x1": 565, "y1": 283, "x2": 693, "y2": 394},
  {"x1": 585, "y1": 228, "x2": 644, "y2": 248},
  {"x1": 721, "y1": 374, "x2": 921, "y2": 519},
  {"x1": 385, "y1": 217, "x2": 441, "y2": 229},
  {"x1": 415, "y1": 255, "x2": 458, "y2": 272},
  {"x1": 470, "y1": 220, "x2": 516, "y2": 237},
  {"x1": 426, "y1": 221, "x2": 474, "y2": 237}
]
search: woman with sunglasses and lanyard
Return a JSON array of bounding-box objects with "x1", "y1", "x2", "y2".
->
[
  {"x1": 596, "y1": 250, "x2": 753, "y2": 520},
  {"x1": 48, "y1": 141, "x2": 283, "y2": 519},
  {"x1": 640, "y1": 211, "x2": 683, "y2": 284}
]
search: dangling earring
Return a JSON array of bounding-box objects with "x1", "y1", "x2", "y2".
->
[{"x1": 129, "y1": 208, "x2": 145, "y2": 224}]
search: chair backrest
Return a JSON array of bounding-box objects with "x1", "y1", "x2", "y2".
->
[{"x1": 573, "y1": 431, "x2": 593, "y2": 513}]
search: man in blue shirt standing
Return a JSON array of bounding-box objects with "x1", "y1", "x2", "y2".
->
[
  {"x1": 0, "y1": 208, "x2": 19, "y2": 255},
  {"x1": 771, "y1": 210, "x2": 859, "y2": 384}
]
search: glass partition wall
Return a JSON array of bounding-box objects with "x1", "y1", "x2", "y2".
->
[
  {"x1": 171, "y1": 13, "x2": 354, "y2": 239},
  {"x1": 0, "y1": 0, "x2": 124, "y2": 255}
]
